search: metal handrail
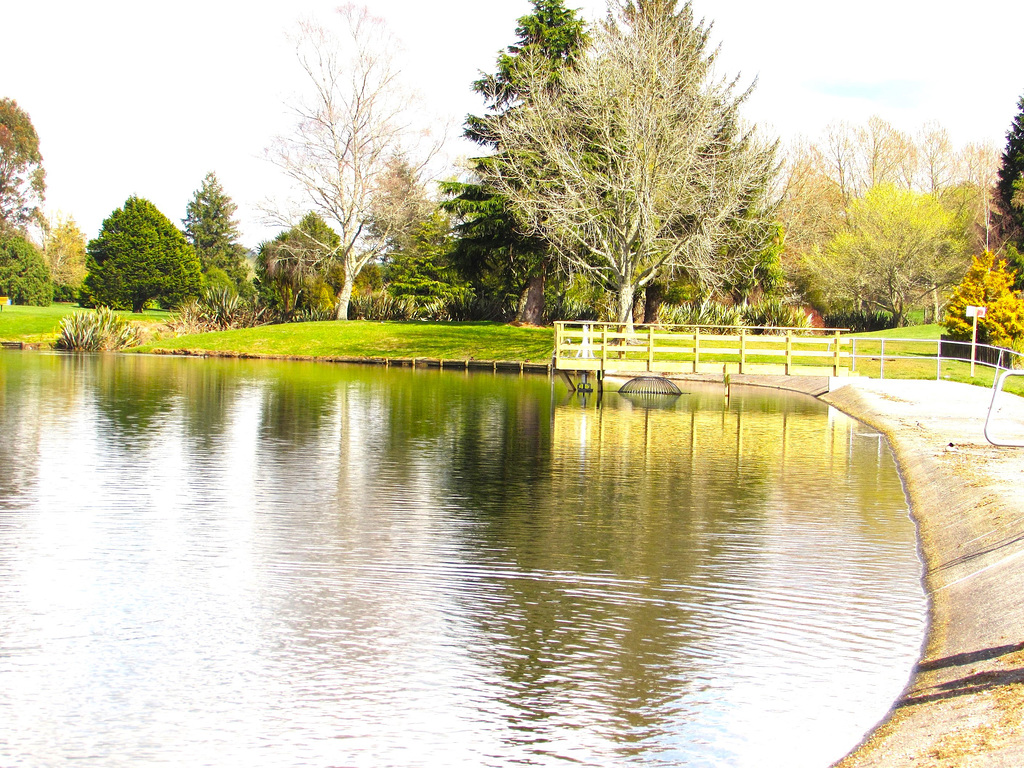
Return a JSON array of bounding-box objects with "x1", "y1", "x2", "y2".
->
[
  {"x1": 985, "y1": 370, "x2": 1024, "y2": 447},
  {"x1": 850, "y1": 337, "x2": 1023, "y2": 380}
]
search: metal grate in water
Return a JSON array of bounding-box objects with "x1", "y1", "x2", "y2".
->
[{"x1": 618, "y1": 376, "x2": 682, "y2": 396}]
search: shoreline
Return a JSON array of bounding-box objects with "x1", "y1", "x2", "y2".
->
[{"x1": 821, "y1": 379, "x2": 1024, "y2": 767}]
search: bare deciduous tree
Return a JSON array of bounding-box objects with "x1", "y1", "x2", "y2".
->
[
  {"x1": 266, "y1": 4, "x2": 440, "y2": 319},
  {"x1": 917, "y1": 121, "x2": 954, "y2": 194},
  {"x1": 481, "y1": 1, "x2": 778, "y2": 325},
  {"x1": 777, "y1": 138, "x2": 845, "y2": 263}
]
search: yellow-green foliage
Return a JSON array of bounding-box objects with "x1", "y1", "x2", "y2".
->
[{"x1": 943, "y1": 252, "x2": 1024, "y2": 347}]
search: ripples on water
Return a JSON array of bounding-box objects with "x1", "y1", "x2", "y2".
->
[{"x1": 0, "y1": 353, "x2": 925, "y2": 767}]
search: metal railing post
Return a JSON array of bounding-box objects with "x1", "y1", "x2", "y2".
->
[
  {"x1": 985, "y1": 370, "x2": 1024, "y2": 447},
  {"x1": 880, "y1": 338, "x2": 885, "y2": 379}
]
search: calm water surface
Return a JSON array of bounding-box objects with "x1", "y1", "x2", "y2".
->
[{"x1": 0, "y1": 352, "x2": 925, "y2": 767}]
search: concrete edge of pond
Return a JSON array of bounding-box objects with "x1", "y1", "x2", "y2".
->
[
  {"x1": 145, "y1": 347, "x2": 555, "y2": 373},
  {"x1": 814, "y1": 379, "x2": 1024, "y2": 767}
]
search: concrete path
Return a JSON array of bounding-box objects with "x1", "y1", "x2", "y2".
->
[{"x1": 822, "y1": 379, "x2": 1024, "y2": 768}]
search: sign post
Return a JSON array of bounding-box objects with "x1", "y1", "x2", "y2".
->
[{"x1": 965, "y1": 305, "x2": 987, "y2": 377}]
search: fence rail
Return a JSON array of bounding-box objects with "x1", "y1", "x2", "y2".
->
[
  {"x1": 553, "y1": 322, "x2": 853, "y2": 377},
  {"x1": 848, "y1": 337, "x2": 1024, "y2": 380}
]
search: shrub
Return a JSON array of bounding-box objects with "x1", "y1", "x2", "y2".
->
[
  {"x1": 657, "y1": 299, "x2": 742, "y2": 329},
  {"x1": 445, "y1": 294, "x2": 509, "y2": 322},
  {"x1": 168, "y1": 288, "x2": 269, "y2": 334},
  {"x1": 821, "y1": 308, "x2": 897, "y2": 333},
  {"x1": 740, "y1": 298, "x2": 813, "y2": 334},
  {"x1": 348, "y1": 291, "x2": 415, "y2": 321},
  {"x1": 55, "y1": 307, "x2": 141, "y2": 350},
  {"x1": 944, "y1": 252, "x2": 1024, "y2": 348},
  {"x1": 291, "y1": 307, "x2": 336, "y2": 323}
]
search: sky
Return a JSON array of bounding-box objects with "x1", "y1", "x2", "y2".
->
[{"x1": 6, "y1": 0, "x2": 1023, "y2": 248}]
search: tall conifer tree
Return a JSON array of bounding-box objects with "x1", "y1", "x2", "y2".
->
[
  {"x1": 85, "y1": 197, "x2": 201, "y2": 312},
  {"x1": 997, "y1": 94, "x2": 1024, "y2": 245},
  {"x1": 183, "y1": 172, "x2": 250, "y2": 293},
  {"x1": 441, "y1": 0, "x2": 588, "y2": 324}
]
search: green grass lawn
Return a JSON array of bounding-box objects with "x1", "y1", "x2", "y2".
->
[
  {"x1": 0, "y1": 304, "x2": 172, "y2": 344},
  {"x1": 138, "y1": 320, "x2": 556, "y2": 363}
]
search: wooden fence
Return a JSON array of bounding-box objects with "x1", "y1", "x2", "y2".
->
[{"x1": 554, "y1": 322, "x2": 853, "y2": 377}]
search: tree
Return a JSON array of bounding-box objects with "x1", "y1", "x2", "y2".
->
[
  {"x1": 996, "y1": 93, "x2": 1024, "y2": 245},
  {"x1": 386, "y1": 210, "x2": 470, "y2": 308},
  {"x1": 183, "y1": 172, "x2": 251, "y2": 293},
  {"x1": 780, "y1": 119, "x2": 1000, "y2": 311},
  {"x1": 368, "y1": 155, "x2": 435, "y2": 258},
  {"x1": 83, "y1": 196, "x2": 201, "y2": 312},
  {"x1": 256, "y1": 212, "x2": 341, "y2": 318},
  {"x1": 944, "y1": 252, "x2": 1024, "y2": 347},
  {"x1": 0, "y1": 235, "x2": 51, "y2": 305},
  {"x1": 40, "y1": 213, "x2": 87, "y2": 301},
  {"x1": 441, "y1": 0, "x2": 589, "y2": 324},
  {"x1": 483, "y1": 0, "x2": 778, "y2": 324},
  {"x1": 266, "y1": 4, "x2": 439, "y2": 320},
  {"x1": 809, "y1": 185, "x2": 968, "y2": 326},
  {"x1": 0, "y1": 98, "x2": 45, "y2": 234}
]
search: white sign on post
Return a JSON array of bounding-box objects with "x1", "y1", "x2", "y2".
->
[{"x1": 966, "y1": 305, "x2": 987, "y2": 318}]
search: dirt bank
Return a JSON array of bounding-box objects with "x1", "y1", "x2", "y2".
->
[{"x1": 822, "y1": 379, "x2": 1024, "y2": 768}]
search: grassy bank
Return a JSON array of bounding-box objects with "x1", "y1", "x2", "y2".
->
[
  {"x1": 0, "y1": 304, "x2": 171, "y2": 344},
  {"x1": 5, "y1": 309, "x2": 1020, "y2": 395},
  {"x1": 137, "y1": 321, "x2": 555, "y2": 363}
]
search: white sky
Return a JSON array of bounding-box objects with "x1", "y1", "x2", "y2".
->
[{"x1": 6, "y1": 0, "x2": 1023, "y2": 248}]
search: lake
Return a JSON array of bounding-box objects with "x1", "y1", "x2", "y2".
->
[{"x1": 0, "y1": 352, "x2": 925, "y2": 767}]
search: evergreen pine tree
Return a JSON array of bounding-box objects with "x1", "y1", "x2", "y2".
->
[
  {"x1": 996, "y1": 93, "x2": 1024, "y2": 244},
  {"x1": 386, "y1": 211, "x2": 469, "y2": 307},
  {"x1": 440, "y1": 0, "x2": 588, "y2": 324},
  {"x1": 84, "y1": 197, "x2": 202, "y2": 312},
  {"x1": 183, "y1": 172, "x2": 251, "y2": 294}
]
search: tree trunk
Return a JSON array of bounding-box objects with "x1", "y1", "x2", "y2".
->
[
  {"x1": 617, "y1": 283, "x2": 635, "y2": 327},
  {"x1": 516, "y1": 271, "x2": 546, "y2": 325},
  {"x1": 644, "y1": 282, "x2": 665, "y2": 325},
  {"x1": 336, "y1": 271, "x2": 355, "y2": 320}
]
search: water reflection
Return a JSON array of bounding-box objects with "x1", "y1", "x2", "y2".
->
[{"x1": 0, "y1": 352, "x2": 925, "y2": 768}]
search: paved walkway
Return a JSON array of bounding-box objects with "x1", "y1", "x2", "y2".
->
[{"x1": 822, "y1": 379, "x2": 1024, "y2": 768}]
